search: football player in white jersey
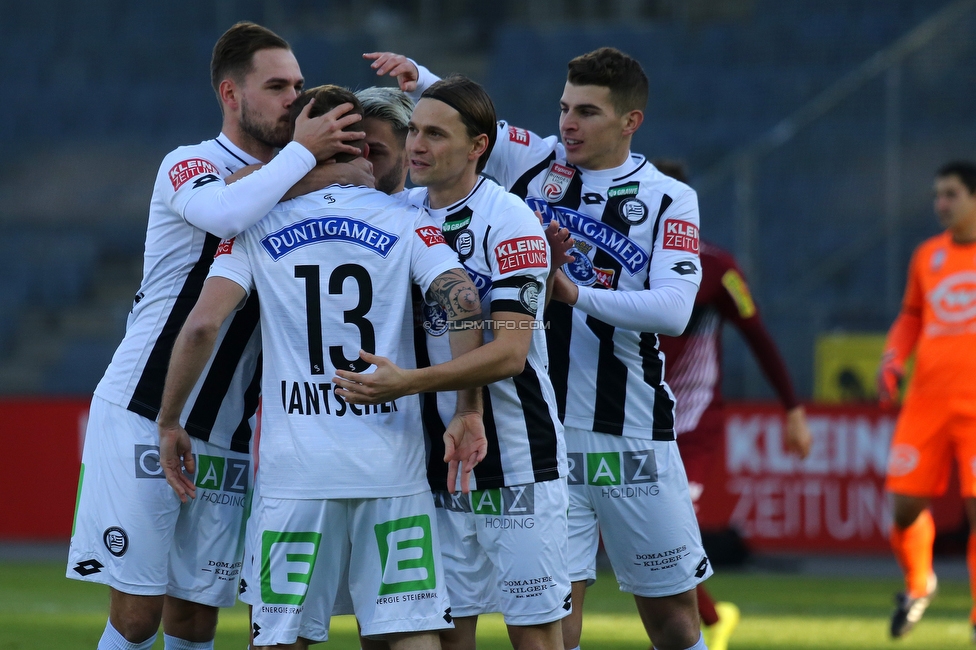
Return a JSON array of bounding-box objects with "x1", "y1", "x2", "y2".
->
[
  {"x1": 333, "y1": 76, "x2": 571, "y2": 650},
  {"x1": 66, "y1": 22, "x2": 367, "y2": 650},
  {"x1": 366, "y1": 49, "x2": 709, "y2": 650},
  {"x1": 157, "y1": 84, "x2": 548, "y2": 650}
]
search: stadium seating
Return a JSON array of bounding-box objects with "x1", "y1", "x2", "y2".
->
[{"x1": 0, "y1": 0, "x2": 973, "y2": 396}]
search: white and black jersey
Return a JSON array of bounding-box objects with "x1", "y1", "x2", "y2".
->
[
  {"x1": 405, "y1": 178, "x2": 566, "y2": 490},
  {"x1": 94, "y1": 135, "x2": 272, "y2": 452},
  {"x1": 209, "y1": 185, "x2": 461, "y2": 499},
  {"x1": 484, "y1": 123, "x2": 702, "y2": 441}
]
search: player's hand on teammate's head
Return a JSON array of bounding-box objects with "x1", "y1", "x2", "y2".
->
[
  {"x1": 362, "y1": 52, "x2": 420, "y2": 92},
  {"x1": 443, "y1": 410, "x2": 487, "y2": 494},
  {"x1": 877, "y1": 351, "x2": 904, "y2": 407},
  {"x1": 333, "y1": 350, "x2": 412, "y2": 404},
  {"x1": 293, "y1": 99, "x2": 365, "y2": 162},
  {"x1": 784, "y1": 405, "x2": 812, "y2": 459},
  {"x1": 542, "y1": 217, "x2": 575, "y2": 267},
  {"x1": 158, "y1": 424, "x2": 197, "y2": 503}
]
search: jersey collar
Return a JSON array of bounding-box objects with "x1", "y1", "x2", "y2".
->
[
  {"x1": 425, "y1": 176, "x2": 487, "y2": 218},
  {"x1": 576, "y1": 153, "x2": 646, "y2": 184},
  {"x1": 216, "y1": 133, "x2": 262, "y2": 167}
]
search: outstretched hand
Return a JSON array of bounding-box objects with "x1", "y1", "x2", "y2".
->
[
  {"x1": 363, "y1": 52, "x2": 420, "y2": 92},
  {"x1": 333, "y1": 350, "x2": 413, "y2": 404},
  {"x1": 443, "y1": 410, "x2": 487, "y2": 494},
  {"x1": 159, "y1": 423, "x2": 196, "y2": 503}
]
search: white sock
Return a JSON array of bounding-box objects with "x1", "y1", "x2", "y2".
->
[
  {"x1": 653, "y1": 632, "x2": 707, "y2": 650},
  {"x1": 163, "y1": 634, "x2": 214, "y2": 650},
  {"x1": 97, "y1": 619, "x2": 157, "y2": 650}
]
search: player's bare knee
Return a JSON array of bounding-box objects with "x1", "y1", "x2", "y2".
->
[{"x1": 109, "y1": 590, "x2": 164, "y2": 642}]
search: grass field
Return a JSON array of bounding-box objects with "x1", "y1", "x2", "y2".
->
[{"x1": 2, "y1": 562, "x2": 972, "y2": 649}]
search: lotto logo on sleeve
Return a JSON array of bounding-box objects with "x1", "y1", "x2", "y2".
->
[
  {"x1": 215, "y1": 238, "x2": 235, "y2": 257},
  {"x1": 169, "y1": 158, "x2": 219, "y2": 191},
  {"x1": 494, "y1": 236, "x2": 548, "y2": 272},
  {"x1": 508, "y1": 126, "x2": 530, "y2": 146},
  {"x1": 663, "y1": 219, "x2": 700, "y2": 253},
  {"x1": 415, "y1": 226, "x2": 447, "y2": 247}
]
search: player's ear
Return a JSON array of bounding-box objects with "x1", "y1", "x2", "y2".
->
[
  {"x1": 622, "y1": 109, "x2": 643, "y2": 137},
  {"x1": 219, "y1": 79, "x2": 241, "y2": 113},
  {"x1": 469, "y1": 133, "x2": 489, "y2": 162}
]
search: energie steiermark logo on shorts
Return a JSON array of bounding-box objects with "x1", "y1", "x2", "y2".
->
[
  {"x1": 567, "y1": 451, "x2": 659, "y2": 496},
  {"x1": 260, "y1": 531, "x2": 321, "y2": 607},
  {"x1": 133, "y1": 445, "x2": 249, "y2": 506},
  {"x1": 374, "y1": 515, "x2": 437, "y2": 596}
]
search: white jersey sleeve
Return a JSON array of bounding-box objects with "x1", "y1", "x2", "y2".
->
[
  {"x1": 483, "y1": 121, "x2": 560, "y2": 192},
  {"x1": 207, "y1": 234, "x2": 256, "y2": 297},
  {"x1": 164, "y1": 142, "x2": 316, "y2": 239},
  {"x1": 647, "y1": 187, "x2": 702, "y2": 287},
  {"x1": 486, "y1": 204, "x2": 550, "y2": 317},
  {"x1": 409, "y1": 210, "x2": 464, "y2": 297}
]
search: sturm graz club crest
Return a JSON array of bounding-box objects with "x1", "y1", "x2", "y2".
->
[
  {"x1": 618, "y1": 197, "x2": 648, "y2": 225},
  {"x1": 103, "y1": 526, "x2": 129, "y2": 557},
  {"x1": 519, "y1": 281, "x2": 541, "y2": 312},
  {"x1": 454, "y1": 229, "x2": 475, "y2": 262}
]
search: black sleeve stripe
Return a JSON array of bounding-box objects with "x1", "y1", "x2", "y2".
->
[
  {"x1": 491, "y1": 299, "x2": 534, "y2": 316},
  {"x1": 494, "y1": 275, "x2": 538, "y2": 289}
]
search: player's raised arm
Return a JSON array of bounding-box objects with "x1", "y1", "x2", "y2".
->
[
  {"x1": 157, "y1": 276, "x2": 247, "y2": 503},
  {"x1": 180, "y1": 97, "x2": 366, "y2": 239}
]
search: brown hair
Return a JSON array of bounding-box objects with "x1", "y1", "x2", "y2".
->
[
  {"x1": 290, "y1": 85, "x2": 365, "y2": 162},
  {"x1": 211, "y1": 22, "x2": 290, "y2": 98},
  {"x1": 421, "y1": 75, "x2": 497, "y2": 174},
  {"x1": 567, "y1": 47, "x2": 648, "y2": 115}
]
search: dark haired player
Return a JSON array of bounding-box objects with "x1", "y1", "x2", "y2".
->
[
  {"x1": 66, "y1": 22, "x2": 363, "y2": 650},
  {"x1": 880, "y1": 161, "x2": 976, "y2": 640},
  {"x1": 363, "y1": 48, "x2": 706, "y2": 650}
]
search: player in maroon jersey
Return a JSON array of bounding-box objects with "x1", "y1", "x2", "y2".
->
[{"x1": 654, "y1": 160, "x2": 811, "y2": 650}]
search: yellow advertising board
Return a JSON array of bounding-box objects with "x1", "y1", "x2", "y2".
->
[{"x1": 814, "y1": 333, "x2": 887, "y2": 403}]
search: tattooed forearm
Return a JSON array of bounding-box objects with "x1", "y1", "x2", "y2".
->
[{"x1": 427, "y1": 269, "x2": 482, "y2": 321}]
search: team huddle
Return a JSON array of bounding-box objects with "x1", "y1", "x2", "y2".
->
[{"x1": 66, "y1": 20, "x2": 733, "y2": 650}]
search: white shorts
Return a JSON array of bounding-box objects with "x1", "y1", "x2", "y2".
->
[
  {"x1": 565, "y1": 427, "x2": 712, "y2": 598},
  {"x1": 66, "y1": 396, "x2": 251, "y2": 607},
  {"x1": 432, "y1": 478, "x2": 572, "y2": 626},
  {"x1": 241, "y1": 490, "x2": 452, "y2": 645}
]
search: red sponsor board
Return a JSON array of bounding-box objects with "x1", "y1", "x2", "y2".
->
[
  {"x1": 696, "y1": 403, "x2": 964, "y2": 553},
  {"x1": 415, "y1": 226, "x2": 446, "y2": 247},
  {"x1": 0, "y1": 398, "x2": 90, "y2": 540}
]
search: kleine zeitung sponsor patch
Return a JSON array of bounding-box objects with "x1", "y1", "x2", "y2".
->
[
  {"x1": 663, "y1": 218, "x2": 699, "y2": 254},
  {"x1": 169, "y1": 158, "x2": 219, "y2": 191},
  {"x1": 494, "y1": 236, "x2": 548, "y2": 272}
]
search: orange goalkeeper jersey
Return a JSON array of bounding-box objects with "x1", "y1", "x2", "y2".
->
[{"x1": 903, "y1": 231, "x2": 976, "y2": 398}]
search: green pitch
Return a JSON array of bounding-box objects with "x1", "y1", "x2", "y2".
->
[{"x1": 1, "y1": 562, "x2": 971, "y2": 649}]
